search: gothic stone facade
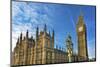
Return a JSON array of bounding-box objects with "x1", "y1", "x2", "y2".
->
[
  {"x1": 12, "y1": 14, "x2": 88, "y2": 66},
  {"x1": 12, "y1": 24, "x2": 67, "y2": 66}
]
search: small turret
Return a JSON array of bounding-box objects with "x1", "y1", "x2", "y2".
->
[
  {"x1": 36, "y1": 26, "x2": 39, "y2": 41},
  {"x1": 26, "y1": 30, "x2": 29, "y2": 39},
  {"x1": 20, "y1": 32, "x2": 22, "y2": 42},
  {"x1": 44, "y1": 24, "x2": 47, "y2": 33},
  {"x1": 51, "y1": 29, "x2": 55, "y2": 48},
  {"x1": 52, "y1": 29, "x2": 54, "y2": 39}
]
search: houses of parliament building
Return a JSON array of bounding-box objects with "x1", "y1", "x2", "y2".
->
[{"x1": 11, "y1": 14, "x2": 88, "y2": 66}]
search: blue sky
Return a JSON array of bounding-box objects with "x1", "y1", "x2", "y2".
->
[{"x1": 12, "y1": 1, "x2": 96, "y2": 59}]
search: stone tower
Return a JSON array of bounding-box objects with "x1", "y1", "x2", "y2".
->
[
  {"x1": 76, "y1": 14, "x2": 88, "y2": 61},
  {"x1": 66, "y1": 34, "x2": 73, "y2": 62}
]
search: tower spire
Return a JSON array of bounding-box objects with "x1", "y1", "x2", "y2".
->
[
  {"x1": 80, "y1": 10, "x2": 84, "y2": 19},
  {"x1": 49, "y1": 30, "x2": 51, "y2": 36},
  {"x1": 36, "y1": 26, "x2": 39, "y2": 41},
  {"x1": 66, "y1": 34, "x2": 73, "y2": 62},
  {"x1": 52, "y1": 29, "x2": 54, "y2": 48},
  {"x1": 26, "y1": 30, "x2": 28, "y2": 39},
  {"x1": 52, "y1": 29, "x2": 54, "y2": 39},
  {"x1": 77, "y1": 11, "x2": 84, "y2": 25},
  {"x1": 44, "y1": 24, "x2": 47, "y2": 33},
  {"x1": 20, "y1": 32, "x2": 22, "y2": 42}
]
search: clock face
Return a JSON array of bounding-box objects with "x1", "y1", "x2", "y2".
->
[{"x1": 79, "y1": 26, "x2": 83, "y2": 32}]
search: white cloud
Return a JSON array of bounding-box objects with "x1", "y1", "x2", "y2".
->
[{"x1": 12, "y1": 1, "x2": 54, "y2": 51}]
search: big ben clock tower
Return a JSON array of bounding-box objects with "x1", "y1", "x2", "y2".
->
[{"x1": 76, "y1": 14, "x2": 88, "y2": 61}]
